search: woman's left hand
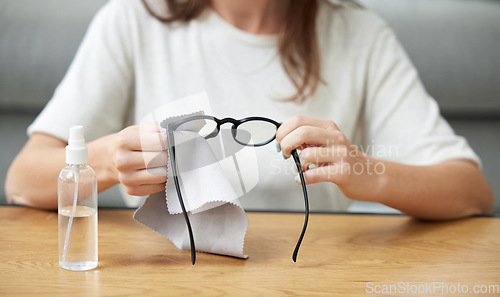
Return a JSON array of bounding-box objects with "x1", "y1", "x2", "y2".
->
[{"x1": 276, "y1": 115, "x2": 385, "y2": 201}]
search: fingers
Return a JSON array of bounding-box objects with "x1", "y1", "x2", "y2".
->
[
  {"x1": 117, "y1": 122, "x2": 167, "y2": 152},
  {"x1": 277, "y1": 115, "x2": 372, "y2": 190},
  {"x1": 292, "y1": 146, "x2": 350, "y2": 184},
  {"x1": 279, "y1": 126, "x2": 335, "y2": 157},
  {"x1": 116, "y1": 151, "x2": 168, "y2": 171},
  {"x1": 297, "y1": 163, "x2": 351, "y2": 186},
  {"x1": 115, "y1": 122, "x2": 169, "y2": 197},
  {"x1": 298, "y1": 145, "x2": 348, "y2": 171},
  {"x1": 121, "y1": 182, "x2": 166, "y2": 197},
  {"x1": 117, "y1": 158, "x2": 168, "y2": 196},
  {"x1": 280, "y1": 124, "x2": 348, "y2": 157},
  {"x1": 118, "y1": 166, "x2": 167, "y2": 186},
  {"x1": 276, "y1": 115, "x2": 339, "y2": 143}
]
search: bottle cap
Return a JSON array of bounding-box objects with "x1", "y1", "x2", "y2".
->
[{"x1": 66, "y1": 125, "x2": 88, "y2": 164}]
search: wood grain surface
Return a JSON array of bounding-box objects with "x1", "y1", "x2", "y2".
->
[{"x1": 0, "y1": 206, "x2": 499, "y2": 296}]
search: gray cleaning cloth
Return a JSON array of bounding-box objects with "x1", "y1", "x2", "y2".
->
[{"x1": 134, "y1": 112, "x2": 249, "y2": 258}]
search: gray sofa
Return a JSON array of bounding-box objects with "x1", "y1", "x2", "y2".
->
[{"x1": 1, "y1": 0, "x2": 499, "y2": 212}]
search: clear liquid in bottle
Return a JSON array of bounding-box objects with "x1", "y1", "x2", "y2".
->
[{"x1": 58, "y1": 205, "x2": 98, "y2": 271}]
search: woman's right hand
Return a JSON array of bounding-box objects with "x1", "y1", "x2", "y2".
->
[
  {"x1": 5, "y1": 122, "x2": 169, "y2": 209},
  {"x1": 113, "y1": 122, "x2": 168, "y2": 196}
]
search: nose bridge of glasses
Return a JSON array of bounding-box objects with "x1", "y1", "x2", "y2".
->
[
  {"x1": 218, "y1": 117, "x2": 240, "y2": 127},
  {"x1": 215, "y1": 118, "x2": 238, "y2": 138}
]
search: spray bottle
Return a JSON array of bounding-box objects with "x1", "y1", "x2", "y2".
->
[{"x1": 58, "y1": 125, "x2": 98, "y2": 271}]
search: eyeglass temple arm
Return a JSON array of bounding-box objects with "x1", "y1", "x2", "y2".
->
[
  {"x1": 167, "y1": 131, "x2": 197, "y2": 265},
  {"x1": 291, "y1": 149, "x2": 310, "y2": 262}
]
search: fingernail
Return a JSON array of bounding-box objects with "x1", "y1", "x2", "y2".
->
[
  {"x1": 275, "y1": 142, "x2": 281, "y2": 152},
  {"x1": 294, "y1": 175, "x2": 300, "y2": 184},
  {"x1": 282, "y1": 151, "x2": 288, "y2": 159}
]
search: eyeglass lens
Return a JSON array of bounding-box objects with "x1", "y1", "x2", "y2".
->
[
  {"x1": 176, "y1": 119, "x2": 218, "y2": 138},
  {"x1": 234, "y1": 120, "x2": 278, "y2": 145}
]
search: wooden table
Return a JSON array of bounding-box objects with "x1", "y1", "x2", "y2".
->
[{"x1": 0, "y1": 206, "x2": 499, "y2": 296}]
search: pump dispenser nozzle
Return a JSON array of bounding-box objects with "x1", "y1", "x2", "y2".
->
[{"x1": 66, "y1": 125, "x2": 88, "y2": 164}]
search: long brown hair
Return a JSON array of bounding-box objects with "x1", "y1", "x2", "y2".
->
[{"x1": 142, "y1": 0, "x2": 331, "y2": 103}]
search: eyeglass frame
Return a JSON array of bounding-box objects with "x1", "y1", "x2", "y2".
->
[{"x1": 161, "y1": 115, "x2": 309, "y2": 264}]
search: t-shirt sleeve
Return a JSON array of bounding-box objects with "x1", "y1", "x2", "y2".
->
[
  {"x1": 362, "y1": 21, "x2": 481, "y2": 168},
  {"x1": 27, "y1": 0, "x2": 134, "y2": 142}
]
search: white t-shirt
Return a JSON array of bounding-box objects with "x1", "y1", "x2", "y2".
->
[{"x1": 28, "y1": 0, "x2": 480, "y2": 211}]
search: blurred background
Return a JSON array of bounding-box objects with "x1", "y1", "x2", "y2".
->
[{"x1": 1, "y1": 0, "x2": 498, "y2": 213}]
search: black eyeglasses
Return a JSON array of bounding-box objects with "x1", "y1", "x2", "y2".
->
[{"x1": 161, "y1": 115, "x2": 309, "y2": 264}]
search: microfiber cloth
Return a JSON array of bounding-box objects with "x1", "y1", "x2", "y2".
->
[{"x1": 133, "y1": 112, "x2": 249, "y2": 258}]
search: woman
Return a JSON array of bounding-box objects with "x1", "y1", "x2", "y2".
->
[{"x1": 5, "y1": 0, "x2": 493, "y2": 219}]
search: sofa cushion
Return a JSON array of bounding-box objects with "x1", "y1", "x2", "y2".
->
[{"x1": 359, "y1": 0, "x2": 500, "y2": 116}]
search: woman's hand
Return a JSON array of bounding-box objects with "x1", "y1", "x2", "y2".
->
[
  {"x1": 5, "y1": 122, "x2": 168, "y2": 209},
  {"x1": 276, "y1": 115, "x2": 493, "y2": 219},
  {"x1": 113, "y1": 122, "x2": 168, "y2": 196},
  {"x1": 276, "y1": 115, "x2": 385, "y2": 201}
]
